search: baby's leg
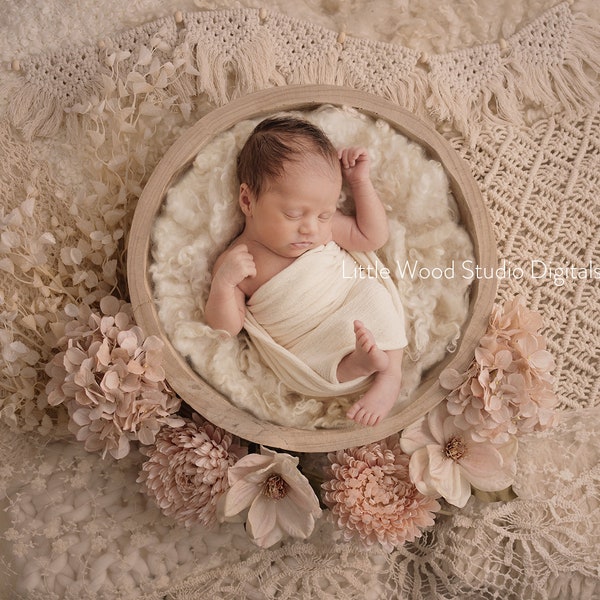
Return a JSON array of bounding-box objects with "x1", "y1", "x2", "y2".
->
[
  {"x1": 346, "y1": 348, "x2": 404, "y2": 427},
  {"x1": 336, "y1": 320, "x2": 389, "y2": 383}
]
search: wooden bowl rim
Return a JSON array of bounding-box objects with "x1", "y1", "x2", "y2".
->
[{"x1": 127, "y1": 84, "x2": 497, "y2": 452}]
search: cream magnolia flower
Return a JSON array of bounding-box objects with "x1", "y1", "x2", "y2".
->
[
  {"x1": 219, "y1": 447, "x2": 321, "y2": 548},
  {"x1": 400, "y1": 402, "x2": 518, "y2": 508}
]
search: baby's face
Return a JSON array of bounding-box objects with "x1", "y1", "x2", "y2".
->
[{"x1": 244, "y1": 154, "x2": 342, "y2": 259}]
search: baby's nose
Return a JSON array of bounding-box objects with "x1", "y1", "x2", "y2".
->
[{"x1": 298, "y1": 218, "x2": 317, "y2": 234}]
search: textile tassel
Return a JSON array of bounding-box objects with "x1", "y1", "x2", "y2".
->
[
  {"x1": 479, "y1": 72, "x2": 523, "y2": 129},
  {"x1": 425, "y1": 45, "x2": 519, "y2": 142},
  {"x1": 546, "y1": 11, "x2": 600, "y2": 112},
  {"x1": 406, "y1": 69, "x2": 432, "y2": 118},
  {"x1": 330, "y1": 36, "x2": 428, "y2": 114},
  {"x1": 284, "y1": 46, "x2": 341, "y2": 87},
  {"x1": 165, "y1": 64, "x2": 198, "y2": 118},
  {"x1": 332, "y1": 56, "x2": 428, "y2": 114},
  {"x1": 507, "y1": 8, "x2": 600, "y2": 116},
  {"x1": 6, "y1": 82, "x2": 65, "y2": 140},
  {"x1": 190, "y1": 29, "x2": 279, "y2": 105}
]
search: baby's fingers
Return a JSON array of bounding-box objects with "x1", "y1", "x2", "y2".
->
[
  {"x1": 339, "y1": 146, "x2": 368, "y2": 169},
  {"x1": 347, "y1": 146, "x2": 368, "y2": 164},
  {"x1": 242, "y1": 256, "x2": 257, "y2": 278},
  {"x1": 234, "y1": 250, "x2": 256, "y2": 278}
]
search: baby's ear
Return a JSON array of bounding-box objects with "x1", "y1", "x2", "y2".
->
[{"x1": 238, "y1": 183, "x2": 255, "y2": 216}]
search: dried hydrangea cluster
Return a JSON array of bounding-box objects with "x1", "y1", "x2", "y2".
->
[
  {"x1": 138, "y1": 416, "x2": 246, "y2": 528},
  {"x1": 439, "y1": 296, "x2": 558, "y2": 443},
  {"x1": 322, "y1": 435, "x2": 440, "y2": 552},
  {"x1": 1, "y1": 25, "x2": 191, "y2": 436},
  {"x1": 397, "y1": 297, "x2": 558, "y2": 508},
  {"x1": 45, "y1": 295, "x2": 183, "y2": 459}
]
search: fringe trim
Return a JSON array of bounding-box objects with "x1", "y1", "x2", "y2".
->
[
  {"x1": 425, "y1": 44, "x2": 513, "y2": 143},
  {"x1": 6, "y1": 81, "x2": 70, "y2": 140},
  {"x1": 336, "y1": 62, "x2": 430, "y2": 115},
  {"x1": 509, "y1": 10, "x2": 600, "y2": 116},
  {"x1": 423, "y1": 1, "x2": 600, "y2": 141},
  {"x1": 333, "y1": 36, "x2": 428, "y2": 113},
  {"x1": 284, "y1": 46, "x2": 342, "y2": 87},
  {"x1": 184, "y1": 26, "x2": 282, "y2": 105},
  {"x1": 4, "y1": 4, "x2": 600, "y2": 141}
]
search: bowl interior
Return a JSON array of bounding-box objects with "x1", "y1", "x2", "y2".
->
[{"x1": 127, "y1": 85, "x2": 497, "y2": 452}]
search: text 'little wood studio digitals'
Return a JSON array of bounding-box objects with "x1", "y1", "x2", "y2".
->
[{"x1": 342, "y1": 258, "x2": 600, "y2": 287}]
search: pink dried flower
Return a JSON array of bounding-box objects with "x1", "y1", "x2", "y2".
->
[
  {"x1": 322, "y1": 435, "x2": 440, "y2": 552},
  {"x1": 138, "y1": 415, "x2": 246, "y2": 528},
  {"x1": 488, "y1": 295, "x2": 544, "y2": 337},
  {"x1": 441, "y1": 296, "x2": 559, "y2": 442},
  {"x1": 45, "y1": 296, "x2": 183, "y2": 459}
]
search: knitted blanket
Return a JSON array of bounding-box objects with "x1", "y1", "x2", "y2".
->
[{"x1": 0, "y1": 2, "x2": 599, "y2": 599}]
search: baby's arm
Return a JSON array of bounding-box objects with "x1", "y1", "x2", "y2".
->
[
  {"x1": 332, "y1": 147, "x2": 389, "y2": 252},
  {"x1": 204, "y1": 244, "x2": 256, "y2": 336}
]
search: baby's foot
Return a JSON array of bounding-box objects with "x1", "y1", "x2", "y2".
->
[
  {"x1": 336, "y1": 321, "x2": 389, "y2": 383},
  {"x1": 346, "y1": 372, "x2": 400, "y2": 427},
  {"x1": 352, "y1": 320, "x2": 389, "y2": 375},
  {"x1": 347, "y1": 346, "x2": 404, "y2": 427}
]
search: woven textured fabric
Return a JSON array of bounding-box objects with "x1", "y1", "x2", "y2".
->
[
  {"x1": 449, "y1": 112, "x2": 600, "y2": 411},
  {"x1": 426, "y1": 1, "x2": 600, "y2": 139},
  {"x1": 1, "y1": 407, "x2": 598, "y2": 598}
]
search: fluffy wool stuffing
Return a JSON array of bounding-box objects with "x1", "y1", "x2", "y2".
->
[{"x1": 150, "y1": 105, "x2": 473, "y2": 428}]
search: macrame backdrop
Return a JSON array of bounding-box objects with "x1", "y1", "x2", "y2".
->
[{"x1": 0, "y1": 2, "x2": 599, "y2": 598}]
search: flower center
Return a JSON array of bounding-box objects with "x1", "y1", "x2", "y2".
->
[
  {"x1": 262, "y1": 474, "x2": 288, "y2": 499},
  {"x1": 445, "y1": 436, "x2": 467, "y2": 461}
]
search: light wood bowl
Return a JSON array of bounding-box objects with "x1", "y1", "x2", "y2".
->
[{"x1": 127, "y1": 85, "x2": 497, "y2": 452}]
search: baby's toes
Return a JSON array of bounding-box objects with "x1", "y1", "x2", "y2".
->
[
  {"x1": 355, "y1": 324, "x2": 375, "y2": 349},
  {"x1": 346, "y1": 402, "x2": 360, "y2": 420},
  {"x1": 348, "y1": 404, "x2": 366, "y2": 423},
  {"x1": 360, "y1": 408, "x2": 378, "y2": 426}
]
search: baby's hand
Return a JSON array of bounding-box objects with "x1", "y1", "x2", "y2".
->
[
  {"x1": 213, "y1": 244, "x2": 256, "y2": 288},
  {"x1": 338, "y1": 147, "x2": 371, "y2": 185}
]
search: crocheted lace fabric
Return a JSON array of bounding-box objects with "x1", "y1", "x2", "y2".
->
[{"x1": 0, "y1": 2, "x2": 599, "y2": 598}]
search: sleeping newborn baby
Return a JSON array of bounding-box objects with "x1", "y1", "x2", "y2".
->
[{"x1": 205, "y1": 116, "x2": 407, "y2": 426}]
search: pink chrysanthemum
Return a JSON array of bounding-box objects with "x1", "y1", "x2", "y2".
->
[
  {"x1": 138, "y1": 416, "x2": 246, "y2": 528},
  {"x1": 322, "y1": 435, "x2": 440, "y2": 552},
  {"x1": 45, "y1": 296, "x2": 183, "y2": 459}
]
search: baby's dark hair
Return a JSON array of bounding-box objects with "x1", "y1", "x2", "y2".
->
[{"x1": 236, "y1": 116, "x2": 339, "y2": 196}]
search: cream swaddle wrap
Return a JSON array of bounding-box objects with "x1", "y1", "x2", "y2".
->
[{"x1": 244, "y1": 241, "x2": 407, "y2": 398}]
